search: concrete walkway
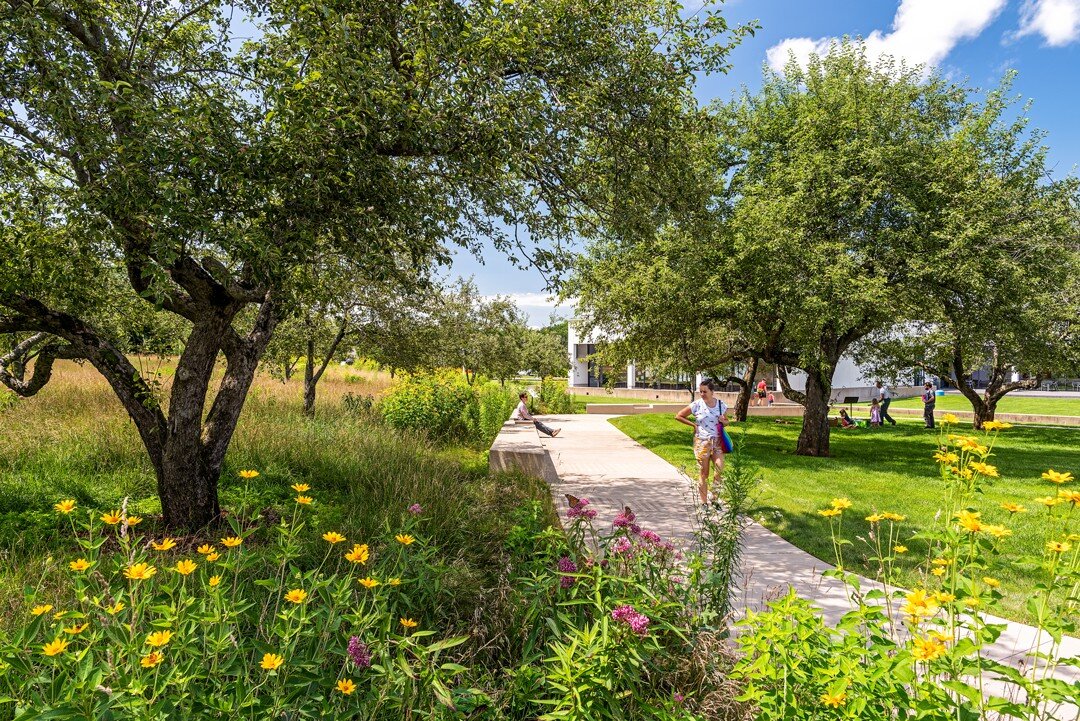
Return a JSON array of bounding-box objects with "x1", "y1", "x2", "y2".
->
[{"x1": 534, "y1": 413, "x2": 1080, "y2": 688}]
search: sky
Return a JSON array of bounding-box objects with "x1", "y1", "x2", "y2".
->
[{"x1": 457, "y1": 0, "x2": 1080, "y2": 324}]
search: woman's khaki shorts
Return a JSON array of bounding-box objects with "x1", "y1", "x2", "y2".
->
[{"x1": 693, "y1": 436, "x2": 723, "y2": 472}]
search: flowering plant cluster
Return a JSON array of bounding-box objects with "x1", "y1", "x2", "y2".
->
[
  {"x1": 0, "y1": 472, "x2": 469, "y2": 718},
  {"x1": 734, "y1": 419, "x2": 1079, "y2": 719}
]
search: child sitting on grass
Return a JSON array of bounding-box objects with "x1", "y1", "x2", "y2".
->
[{"x1": 838, "y1": 408, "x2": 858, "y2": 429}]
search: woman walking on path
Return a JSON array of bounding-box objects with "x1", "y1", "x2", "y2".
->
[
  {"x1": 676, "y1": 380, "x2": 730, "y2": 508},
  {"x1": 875, "y1": 381, "x2": 896, "y2": 426},
  {"x1": 513, "y1": 392, "x2": 561, "y2": 437}
]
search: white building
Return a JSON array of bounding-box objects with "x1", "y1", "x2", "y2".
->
[{"x1": 568, "y1": 320, "x2": 922, "y2": 402}]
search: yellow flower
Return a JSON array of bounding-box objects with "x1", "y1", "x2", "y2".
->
[
  {"x1": 260, "y1": 653, "x2": 284, "y2": 671},
  {"x1": 933, "y1": 592, "x2": 955, "y2": 604},
  {"x1": 64, "y1": 623, "x2": 88, "y2": 635},
  {"x1": 830, "y1": 498, "x2": 852, "y2": 510},
  {"x1": 284, "y1": 588, "x2": 308, "y2": 604},
  {"x1": 931, "y1": 567, "x2": 946, "y2": 577},
  {"x1": 982, "y1": 420, "x2": 1010, "y2": 431},
  {"x1": 1035, "y1": 496, "x2": 1062, "y2": 508},
  {"x1": 197, "y1": 544, "x2": 216, "y2": 555},
  {"x1": 928, "y1": 630, "x2": 952, "y2": 644},
  {"x1": 1047, "y1": 540, "x2": 1072, "y2": 554},
  {"x1": 358, "y1": 577, "x2": 380, "y2": 589},
  {"x1": 982, "y1": 577, "x2": 1001, "y2": 588},
  {"x1": 206, "y1": 552, "x2": 221, "y2": 562},
  {"x1": 968, "y1": 462, "x2": 998, "y2": 478},
  {"x1": 322, "y1": 531, "x2": 346, "y2": 544},
  {"x1": 42, "y1": 638, "x2": 69, "y2": 657},
  {"x1": 933, "y1": 450, "x2": 959, "y2": 464},
  {"x1": 151, "y1": 538, "x2": 176, "y2": 552},
  {"x1": 912, "y1": 637, "x2": 947, "y2": 662},
  {"x1": 954, "y1": 510, "x2": 982, "y2": 533},
  {"x1": 389, "y1": 578, "x2": 402, "y2": 586},
  {"x1": 983, "y1": 524, "x2": 1012, "y2": 540},
  {"x1": 817, "y1": 508, "x2": 842, "y2": 518},
  {"x1": 145, "y1": 630, "x2": 173, "y2": 647},
  {"x1": 31, "y1": 604, "x2": 53, "y2": 616},
  {"x1": 865, "y1": 513, "x2": 884, "y2": 523},
  {"x1": 1058, "y1": 490, "x2": 1080, "y2": 505},
  {"x1": 881, "y1": 512, "x2": 906, "y2": 522},
  {"x1": 141, "y1": 651, "x2": 163, "y2": 668},
  {"x1": 893, "y1": 545, "x2": 908, "y2": 554},
  {"x1": 221, "y1": 536, "x2": 242, "y2": 548},
  {"x1": 69, "y1": 558, "x2": 92, "y2": 572},
  {"x1": 941, "y1": 413, "x2": 959, "y2": 425},
  {"x1": 400, "y1": 617, "x2": 418, "y2": 630},
  {"x1": 239, "y1": 469, "x2": 259, "y2": 479},
  {"x1": 291, "y1": 483, "x2": 311, "y2": 493},
  {"x1": 174, "y1": 559, "x2": 197, "y2": 575},
  {"x1": 125, "y1": 515, "x2": 143, "y2": 527},
  {"x1": 1000, "y1": 502, "x2": 1026, "y2": 514},
  {"x1": 101, "y1": 510, "x2": 123, "y2": 525},
  {"x1": 53, "y1": 611, "x2": 67, "y2": 620},
  {"x1": 106, "y1": 602, "x2": 125, "y2": 615},
  {"x1": 54, "y1": 500, "x2": 77, "y2": 514},
  {"x1": 208, "y1": 575, "x2": 222, "y2": 588},
  {"x1": 1042, "y1": 469, "x2": 1074, "y2": 485},
  {"x1": 345, "y1": 544, "x2": 369, "y2": 564},
  {"x1": 124, "y1": 562, "x2": 157, "y2": 581},
  {"x1": 336, "y1": 679, "x2": 357, "y2": 695},
  {"x1": 295, "y1": 495, "x2": 313, "y2": 505},
  {"x1": 395, "y1": 534, "x2": 415, "y2": 545},
  {"x1": 931, "y1": 558, "x2": 953, "y2": 566},
  {"x1": 964, "y1": 597, "x2": 981, "y2": 608},
  {"x1": 820, "y1": 690, "x2": 846, "y2": 708}
]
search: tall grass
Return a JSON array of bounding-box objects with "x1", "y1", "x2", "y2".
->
[{"x1": 0, "y1": 360, "x2": 552, "y2": 635}]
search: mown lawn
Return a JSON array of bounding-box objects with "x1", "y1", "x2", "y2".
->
[
  {"x1": 611, "y1": 414, "x2": 1080, "y2": 623},
  {"x1": 883, "y1": 394, "x2": 1080, "y2": 417}
]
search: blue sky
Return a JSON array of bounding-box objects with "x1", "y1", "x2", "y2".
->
[{"x1": 457, "y1": 0, "x2": 1080, "y2": 324}]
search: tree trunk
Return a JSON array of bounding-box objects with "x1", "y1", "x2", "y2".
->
[
  {"x1": 304, "y1": 338, "x2": 316, "y2": 417},
  {"x1": 796, "y1": 369, "x2": 832, "y2": 457},
  {"x1": 730, "y1": 357, "x2": 758, "y2": 422}
]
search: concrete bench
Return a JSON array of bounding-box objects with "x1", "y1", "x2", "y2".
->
[{"x1": 488, "y1": 419, "x2": 559, "y2": 483}]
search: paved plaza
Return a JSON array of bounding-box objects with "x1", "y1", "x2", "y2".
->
[{"x1": 530, "y1": 413, "x2": 1079, "y2": 689}]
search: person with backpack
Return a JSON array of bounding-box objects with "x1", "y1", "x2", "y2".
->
[{"x1": 921, "y1": 382, "x2": 936, "y2": 429}]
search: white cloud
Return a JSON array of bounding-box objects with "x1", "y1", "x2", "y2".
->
[
  {"x1": 766, "y1": 0, "x2": 1007, "y2": 73},
  {"x1": 1017, "y1": 0, "x2": 1080, "y2": 45}
]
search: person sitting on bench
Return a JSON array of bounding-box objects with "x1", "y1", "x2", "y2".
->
[{"x1": 513, "y1": 392, "x2": 561, "y2": 437}]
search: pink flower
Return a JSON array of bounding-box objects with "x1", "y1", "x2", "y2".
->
[
  {"x1": 612, "y1": 507, "x2": 636, "y2": 529},
  {"x1": 407, "y1": 503, "x2": 423, "y2": 515},
  {"x1": 566, "y1": 497, "x2": 597, "y2": 520},
  {"x1": 611, "y1": 536, "x2": 633, "y2": 555},
  {"x1": 557, "y1": 556, "x2": 578, "y2": 588},
  {"x1": 611, "y1": 605, "x2": 650, "y2": 636},
  {"x1": 347, "y1": 636, "x2": 371, "y2": 669}
]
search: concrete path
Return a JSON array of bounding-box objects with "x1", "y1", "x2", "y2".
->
[{"x1": 535, "y1": 413, "x2": 1080, "y2": 689}]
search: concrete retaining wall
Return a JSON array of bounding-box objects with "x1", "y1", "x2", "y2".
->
[{"x1": 488, "y1": 420, "x2": 560, "y2": 483}]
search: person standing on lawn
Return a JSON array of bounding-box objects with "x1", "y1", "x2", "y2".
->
[
  {"x1": 876, "y1": 381, "x2": 896, "y2": 426},
  {"x1": 755, "y1": 378, "x2": 768, "y2": 407},
  {"x1": 513, "y1": 392, "x2": 561, "y2": 437},
  {"x1": 922, "y1": 382, "x2": 936, "y2": 429},
  {"x1": 675, "y1": 379, "x2": 730, "y2": 508}
]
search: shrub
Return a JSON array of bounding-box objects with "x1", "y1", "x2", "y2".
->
[
  {"x1": 379, "y1": 371, "x2": 477, "y2": 442},
  {"x1": 476, "y1": 382, "x2": 519, "y2": 444},
  {"x1": 537, "y1": 379, "x2": 573, "y2": 415}
]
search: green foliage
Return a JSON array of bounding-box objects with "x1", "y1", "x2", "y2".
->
[
  {"x1": 379, "y1": 372, "x2": 520, "y2": 446},
  {"x1": 537, "y1": 379, "x2": 574, "y2": 415}
]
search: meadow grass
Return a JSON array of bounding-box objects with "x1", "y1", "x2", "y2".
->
[
  {"x1": 611, "y1": 413, "x2": 1080, "y2": 623},
  {"x1": 0, "y1": 360, "x2": 552, "y2": 636},
  {"x1": 883, "y1": 393, "x2": 1080, "y2": 417}
]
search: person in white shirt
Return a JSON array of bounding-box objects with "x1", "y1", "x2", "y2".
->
[
  {"x1": 675, "y1": 379, "x2": 730, "y2": 507},
  {"x1": 513, "y1": 392, "x2": 560, "y2": 437},
  {"x1": 875, "y1": 381, "x2": 896, "y2": 426}
]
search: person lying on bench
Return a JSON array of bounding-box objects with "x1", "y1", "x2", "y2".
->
[{"x1": 513, "y1": 392, "x2": 561, "y2": 437}]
